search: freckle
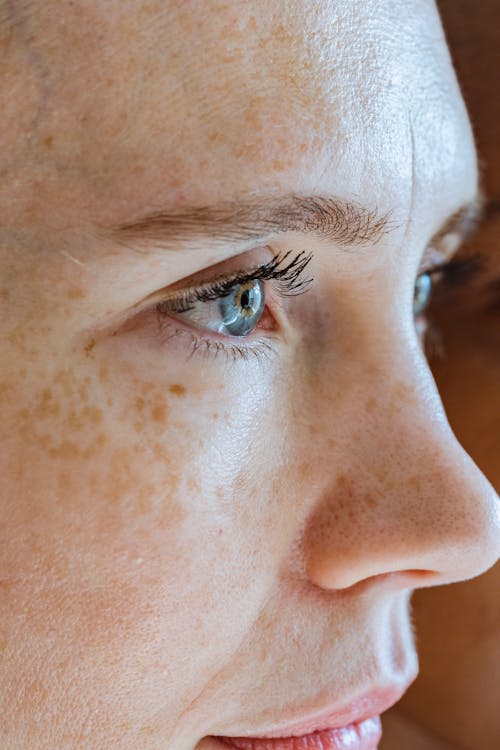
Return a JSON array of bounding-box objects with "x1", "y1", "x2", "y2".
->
[
  {"x1": 169, "y1": 384, "x2": 186, "y2": 397},
  {"x1": 54, "y1": 369, "x2": 76, "y2": 397},
  {"x1": 34, "y1": 387, "x2": 60, "y2": 418},
  {"x1": 67, "y1": 286, "x2": 85, "y2": 300},
  {"x1": 298, "y1": 461, "x2": 312, "y2": 480},
  {"x1": 362, "y1": 493, "x2": 377, "y2": 510},
  {"x1": 49, "y1": 441, "x2": 80, "y2": 459},
  {"x1": 79, "y1": 383, "x2": 89, "y2": 401},
  {"x1": 84, "y1": 406, "x2": 102, "y2": 424},
  {"x1": 42, "y1": 134, "x2": 54, "y2": 149},
  {"x1": 135, "y1": 397, "x2": 146, "y2": 412},
  {"x1": 151, "y1": 402, "x2": 168, "y2": 423},
  {"x1": 394, "y1": 381, "x2": 411, "y2": 401},
  {"x1": 99, "y1": 364, "x2": 108, "y2": 383},
  {"x1": 365, "y1": 397, "x2": 376, "y2": 413},
  {"x1": 0, "y1": 382, "x2": 11, "y2": 404},
  {"x1": 84, "y1": 338, "x2": 96, "y2": 357},
  {"x1": 66, "y1": 410, "x2": 85, "y2": 431}
]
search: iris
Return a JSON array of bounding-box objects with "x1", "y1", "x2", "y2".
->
[
  {"x1": 413, "y1": 273, "x2": 432, "y2": 317},
  {"x1": 218, "y1": 280, "x2": 265, "y2": 336}
]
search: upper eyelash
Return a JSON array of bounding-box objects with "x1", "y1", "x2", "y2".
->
[
  {"x1": 425, "y1": 252, "x2": 482, "y2": 286},
  {"x1": 157, "y1": 249, "x2": 314, "y2": 314}
]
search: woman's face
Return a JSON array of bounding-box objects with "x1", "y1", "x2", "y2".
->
[{"x1": 0, "y1": 1, "x2": 498, "y2": 749}]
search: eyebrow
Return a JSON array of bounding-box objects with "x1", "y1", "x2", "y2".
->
[
  {"x1": 107, "y1": 194, "x2": 394, "y2": 249},
  {"x1": 106, "y1": 192, "x2": 483, "y2": 252}
]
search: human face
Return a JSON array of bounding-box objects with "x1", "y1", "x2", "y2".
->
[{"x1": 0, "y1": 2, "x2": 498, "y2": 749}]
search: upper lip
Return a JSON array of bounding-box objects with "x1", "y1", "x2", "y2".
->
[{"x1": 222, "y1": 680, "x2": 416, "y2": 739}]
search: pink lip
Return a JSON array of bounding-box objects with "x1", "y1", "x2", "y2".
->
[
  {"x1": 217, "y1": 717, "x2": 382, "y2": 750},
  {"x1": 213, "y1": 683, "x2": 411, "y2": 750}
]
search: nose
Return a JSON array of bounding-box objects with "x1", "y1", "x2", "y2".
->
[{"x1": 304, "y1": 338, "x2": 500, "y2": 593}]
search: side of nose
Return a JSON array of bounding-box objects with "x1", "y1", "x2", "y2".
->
[{"x1": 304, "y1": 345, "x2": 500, "y2": 593}]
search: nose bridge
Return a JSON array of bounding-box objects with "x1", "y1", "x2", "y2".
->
[{"x1": 304, "y1": 335, "x2": 500, "y2": 592}]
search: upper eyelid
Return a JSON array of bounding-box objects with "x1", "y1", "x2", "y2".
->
[{"x1": 158, "y1": 250, "x2": 314, "y2": 302}]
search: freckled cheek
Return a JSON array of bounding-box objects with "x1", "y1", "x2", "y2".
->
[{"x1": 2, "y1": 350, "x2": 290, "y2": 618}]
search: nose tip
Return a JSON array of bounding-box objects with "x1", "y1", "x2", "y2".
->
[{"x1": 304, "y1": 431, "x2": 500, "y2": 594}]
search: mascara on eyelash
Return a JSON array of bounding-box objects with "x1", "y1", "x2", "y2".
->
[
  {"x1": 426, "y1": 252, "x2": 482, "y2": 286},
  {"x1": 156, "y1": 249, "x2": 314, "y2": 314}
]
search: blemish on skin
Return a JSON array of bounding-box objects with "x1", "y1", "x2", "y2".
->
[
  {"x1": 42, "y1": 134, "x2": 54, "y2": 149},
  {"x1": 0, "y1": 382, "x2": 12, "y2": 404},
  {"x1": 135, "y1": 396, "x2": 146, "y2": 412},
  {"x1": 34, "y1": 387, "x2": 60, "y2": 419},
  {"x1": 169, "y1": 383, "x2": 186, "y2": 397},
  {"x1": 84, "y1": 406, "x2": 103, "y2": 425},
  {"x1": 365, "y1": 397, "x2": 376, "y2": 413},
  {"x1": 66, "y1": 286, "x2": 85, "y2": 300},
  {"x1": 53, "y1": 369, "x2": 77, "y2": 397},
  {"x1": 48, "y1": 440, "x2": 81, "y2": 460},
  {"x1": 362, "y1": 492, "x2": 377, "y2": 510},
  {"x1": 84, "y1": 338, "x2": 96, "y2": 356},
  {"x1": 271, "y1": 158, "x2": 285, "y2": 172},
  {"x1": 151, "y1": 401, "x2": 168, "y2": 423}
]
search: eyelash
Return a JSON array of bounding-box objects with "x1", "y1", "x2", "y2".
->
[
  {"x1": 421, "y1": 251, "x2": 482, "y2": 357},
  {"x1": 154, "y1": 250, "x2": 313, "y2": 361},
  {"x1": 152, "y1": 249, "x2": 481, "y2": 363},
  {"x1": 157, "y1": 250, "x2": 313, "y2": 313},
  {"x1": 425, "y1": 252, "x2": 481, "y2": 288}
]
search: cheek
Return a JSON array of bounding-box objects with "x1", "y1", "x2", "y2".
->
[{"x1": 0, "y1": 352, "x2": 292, "y2": 727}]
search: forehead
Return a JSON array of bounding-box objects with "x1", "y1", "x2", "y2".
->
[{"x1": 1, "y1": 0, "x2": 476, "y2": 241}]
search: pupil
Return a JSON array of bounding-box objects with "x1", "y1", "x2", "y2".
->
[{"x1": 240, "y1": 289, "x2": 251, "y2": 309}]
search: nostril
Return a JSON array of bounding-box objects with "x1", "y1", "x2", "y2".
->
[{"x1": 309, "y1": 568, "x2": 441, "y2": 596}]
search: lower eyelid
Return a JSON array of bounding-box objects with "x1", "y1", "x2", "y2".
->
[{"x1": 153, "y1": 317, "x2": 278, "y2": 363}]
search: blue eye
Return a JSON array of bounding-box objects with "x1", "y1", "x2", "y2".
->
[
  {"x1": 218, "y1": 280, "x2": 265, "y2": 336},
  {"x1": 413, "y1": 273, "x2": 432, "y2": 317},
  {"x1": 169, "y1": 279, "x2": 266, "y2": 338},
  {"x1": 155, "y1": 251, "x2": 313, "y2": 353}
]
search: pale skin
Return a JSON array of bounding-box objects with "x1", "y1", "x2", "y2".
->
[{"x1": 0, "y1": 2, "x2": 499, "y2": 750}]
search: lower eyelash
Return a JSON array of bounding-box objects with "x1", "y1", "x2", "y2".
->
[{"x1": 156, "y1": 318, "x2": 278, "y2": 364}]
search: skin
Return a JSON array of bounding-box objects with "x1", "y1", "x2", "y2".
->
[
  {"x1": 382, "y1": 2, "x2": 500, "y2": 747},
  {"x1": 0, "y1": 2, "x2": 499, "y2": 749}
]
